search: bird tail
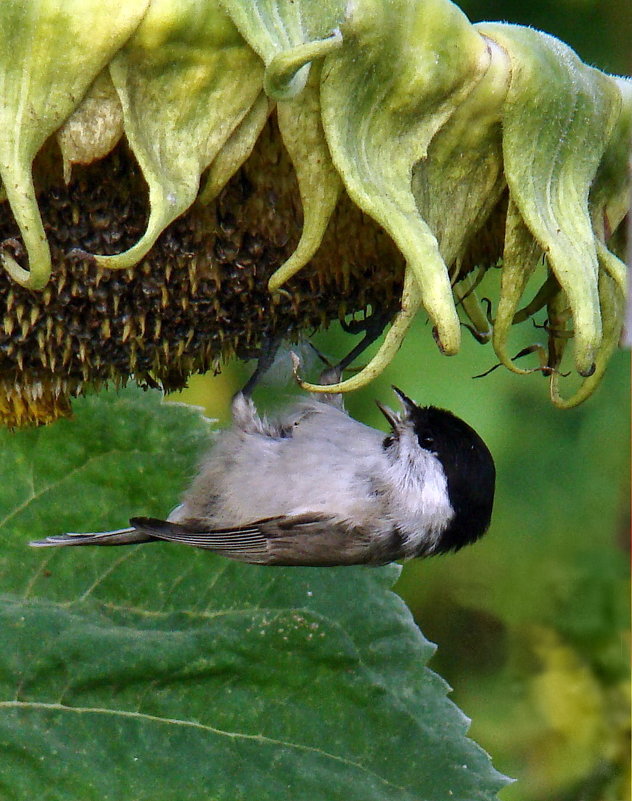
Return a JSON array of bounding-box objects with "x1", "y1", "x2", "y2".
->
[{"x1": 29, "y1": 526, "x2": 153, "y2": 547}]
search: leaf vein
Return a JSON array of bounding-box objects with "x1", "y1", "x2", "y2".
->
[
  {"x1": 77, "y1": 550, "x2": 137, "y2": 602},
  {"x1": 0, "y1": 700, "x2": 408, "y2": 792},
  {"x1": 0, "y1": 448, "x2": 153, "y2": 530}
]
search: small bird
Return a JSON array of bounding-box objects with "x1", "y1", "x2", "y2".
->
[{"x1": 30, "y1": 387, "x2": 495, "y2": 566}]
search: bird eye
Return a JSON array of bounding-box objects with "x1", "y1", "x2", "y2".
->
[{"x1": 420, "y1": 436, "x2": 434, "y2": 447}]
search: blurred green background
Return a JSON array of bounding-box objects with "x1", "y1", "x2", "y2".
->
[{"x1": 169, "y1": 4, "x2": 630, "y2": 800}]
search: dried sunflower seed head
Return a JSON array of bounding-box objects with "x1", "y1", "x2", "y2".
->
[{"x1": 0, "y1": 0, "x2": 628, "y2": 425}]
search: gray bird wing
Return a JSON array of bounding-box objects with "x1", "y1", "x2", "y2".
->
[
  {"x1": 30, "y1": 515, "x2": 381, "y2": 566},
  {"x1": 131, "y1": 516, "x2": 272, "y2": 563},
  {"x1": 130, "y1": 515, "x2": 377, "y2": 566},
  {"x1": 30, "y1": 527, "x2": 152, "y2": 547}
]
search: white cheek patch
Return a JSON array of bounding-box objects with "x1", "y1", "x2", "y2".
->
[
  {"x1": 412, "y1": 455, "x2": 454, "y2": 551},
  {"x1": 385, "y1": 432, "x2": 454, "y2": 555}
]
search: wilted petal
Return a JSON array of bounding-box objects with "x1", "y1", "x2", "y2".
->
[
  {"x1": 82, "y1": 0, "x2": 263, "y2": 271},
  {"x1": 479, "y1": 22, "x2": 622, "y2": 376},
  {"x1": 493, "y1": 198, "x2": 543, "y2": 373},
  {"x1": 220, "y1": 0, "x2": 345, "y2": 100},
  {"x1": 321, "y1": 0, "x2": 490, "y2": 357},
  {"x1": 217, "y1": 3, "x2": 345, "y2": 293},
  {"x1": 199, "y1": 93, "x2": 272, "y2": 203},
  {"x1": 589, "y1": 77, "x2": 631, "y2": 297},
  {"x1": 0, "y1": 0, "x2": 148, "y2": 288},
  {"x1": 550, "y1": 271, "x2": 624, "y2": 408},
  {"x1": 269, "y1": 64, "x2": 342, "y2": 291},
  {"x1": 412, "y1": 37, "x2": 509, "y2": 268},
  {"x1": 544, "y1": 284, "x2": 572, "y2": 373},
  {"x1": 298, "y1": 267, "x2": 423, "y2": 393},
  {"x1": 56, "y1": 70, "x2": 124, "y2": 184}
]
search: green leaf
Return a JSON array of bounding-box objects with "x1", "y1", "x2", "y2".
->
[{"x1": 0, "y1": 388, "x2": 509, "y2": 800}]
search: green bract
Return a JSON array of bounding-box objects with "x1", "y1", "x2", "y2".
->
[
  {"x1": 0, "y1": 0, "x2": 149, "y2": 288},
  {"x1": 0, "y1": 0, "x2": 628, "y2": 415},
  {"x1": 477, "y1": 23, "x2": 623, "y2": 379},
  {"x1": 80, "y1": 0, "x2": 265, "y2": 271}
]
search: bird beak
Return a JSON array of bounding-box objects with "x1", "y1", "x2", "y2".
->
[
  {"x1": 375, "y1": 400, "x2": 399, "y2": 429},
  {"x1": 392, "y1": 386, "x2": 417, "y2": 415}
]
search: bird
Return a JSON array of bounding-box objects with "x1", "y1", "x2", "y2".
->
[{"x1": 30, "y1": 386, "x2": 495, "y2": 566}]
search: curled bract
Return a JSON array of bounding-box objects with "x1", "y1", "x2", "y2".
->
[
  {"x1": 0, "y1": 0, "x2": 628, "y2": 422},
  {"x1": 78, "y1": 0, "x2": 265, "y2": 272},
  {"x1": 0, "y1": 0, "x2": 150, "y2": 288}
]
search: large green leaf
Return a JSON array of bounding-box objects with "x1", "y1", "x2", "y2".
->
[{"x1": 0, "y1": 388, "x2": 508, "y2": 800}]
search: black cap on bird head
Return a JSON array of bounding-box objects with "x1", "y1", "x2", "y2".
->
[{"x1": 377, "y1": 387, "x2": 496, "y2": 554}]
